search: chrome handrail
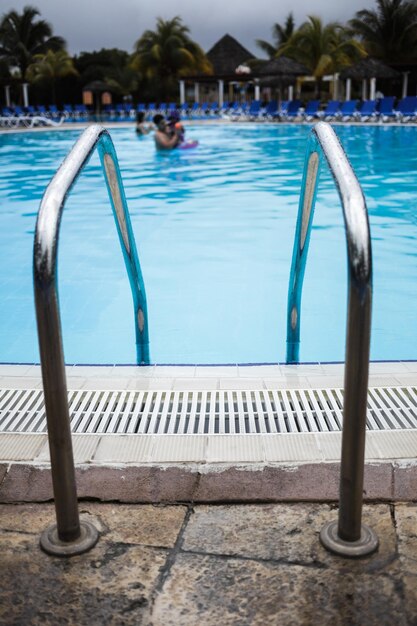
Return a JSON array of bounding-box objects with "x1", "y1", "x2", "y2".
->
[
  {"x1": 34, "y1": 125, "x2": 149, "y2": 555},
  {"x1": 286, "y1": 121, "x2": 378, "y2": 557}
]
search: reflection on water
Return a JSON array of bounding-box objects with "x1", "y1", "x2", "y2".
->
[{"x1": 0, "y1": 124, "x2": 416, "y2": 363}]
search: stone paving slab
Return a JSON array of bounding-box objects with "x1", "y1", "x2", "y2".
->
[{"x1": 0, "y1": 502, "x2": 416, "y2": 625}]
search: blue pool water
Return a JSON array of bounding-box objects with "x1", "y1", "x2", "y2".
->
[{"x1": 0, "y1": 124, "x2": 416, "y2": 364}]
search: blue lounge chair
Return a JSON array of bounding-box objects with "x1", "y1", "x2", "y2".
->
[
  {"x1": 63, "y1": 104, "x2": 74, "y2": 119},
  {"x1": 281, "y1": 99, "x2": 302, "y2": 120},
  {"x1": 336, "y1": 100, "x2": 358, "y2": 121},
  {"x1": 354, "y1": 100, "x2": 377, "y2": 122},
  {"x1": 102, "y1": 104, "x2": 113, "y2": 119},
  {"x1": 24, "y1": 105, "x2": 36, "y2": 116},
  {"x1": 208, "y1": 102, "x2": 219, "y2": 117},
  {"x1": 396, "y1": 96, "x2": 417, "y2": 122},
  {"x1": 189, "y1": 102, "x2": 200, "y2": 118},
  {"x1": 178, "y1": 102, "x2": 190, "y2": 118},
  {"x1": 74, "y1": 104, "x2": 89, "y2": 120},
  {"x1": 158, "y1": 103, "x2": 167, "y2": 116},
  {"x1": 48, "y1": 104, "x2": 61, "y2": 119},
  {"x1": 167, "y1": 103, "x2": 177, "y2": 117},
  {"x1": 378, "y1": 97, "x2": 396, "y2": 120},
  {"x1": 303, "y1": 100, "x2": 321, "y2": 121},
  {"x1": 319, "y1": 100, "x2": 340, "y2": 120},
  {"x1": 146, "y1": 103, "x2": 156, "y2": 120},
  {"x1": 199, "y1": 102, "x2": 209, "y2": 117},
  {"x1": 13, "y1": 105, "x2": 25, "y2": 117},
  {"x1": 124, "y1": 103, "x2": 135, "y2": 118},
  {"x1": 238, "y1": 102, "x2": 249, "y2": 118},
  {"x1": 247, "y1": 100, "x2": 262, "y2": 120},
  {"x1": 218, "y1": 101, "x2": 232, "y2": 117},
  {"x1": 227, "y1": 101, "x2": 240, "y2": 116},
  {"x1": 263, "y1": 100, "x2": 278, "y2": 120}
]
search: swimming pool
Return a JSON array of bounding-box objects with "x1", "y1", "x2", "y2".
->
[{"x1": 0, "y1": 123, "x2": 416, "y2": 364}]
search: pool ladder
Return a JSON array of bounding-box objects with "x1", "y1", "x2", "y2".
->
[
  {"x1": 33, "y1": 125, "x2": 149, "y2": 555},
  {"x1": 33, "y1": 122, "x2": 377, "y2": 558}
]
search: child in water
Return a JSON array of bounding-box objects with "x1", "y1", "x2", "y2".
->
[
  {"x1": 135, "y1": 111, "x2": 152, "y2": 135},
  {"x1": 167, "y1": 111, "x2": 185, "y2": 145}
]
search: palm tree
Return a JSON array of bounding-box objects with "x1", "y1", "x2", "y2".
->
[
  {"x1": 132, "y1": 16, "x2": 212, "y2": 100},
  {"x1": 0, "y1": 5, "x2": 65, "y2": 78},
  {"x1": 279, "y1": 16, "x2": 365, "y2": 96},
  {"x1": 349, "y1": 0, "x2": 417, "y2": 63},
  {"x1": 105, "y1": 64, "x2": 139, "y2": 99},
  {"x1": 26, "y1": 49, "x2": 77, "y2": 103},
  {"x1": 256, "y1": 13, "x2": 296, "y2": 59}
]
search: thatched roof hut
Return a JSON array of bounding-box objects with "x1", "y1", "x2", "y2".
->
[
  {"x1": 339, "y1": 58, "x2": 400, "y2": 80},
  {"x1": 258, "y1": 57, "x2": 309, "y2": 77},
  {"x1": 206, "y1": 34, "x2": 254, "y2": 75}
]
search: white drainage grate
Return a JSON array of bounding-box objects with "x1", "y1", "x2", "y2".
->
[{"x1": 0, "y1": 387, "x2": 416, "y2": 435}]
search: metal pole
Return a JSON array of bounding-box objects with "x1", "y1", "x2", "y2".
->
[
  {"x1": 370, "y1": 77, "x2": 376, "y2": 101},
  {"x1": 402, "y1": 72, "x2": 409, "y2": 98},
  {"x1": 362, "y1": 79, "x2": 367, "y2": 101},
  {"x1": 179, "y1": 80, "x2": 185, "y2": 105},
  {"x1": 286, "y1": 122, "x2": 378, "y2": 557},
  {"x1": 34, "y1": 125, "x2": 149, "y2": 556},
  {"x1": 346, "y1": 78, "x2": 351, "y2": 101},
  {"x1": 22, "y1": 83, "x2": 29, "y2": 108},
  {"x1": 218, "y1": 80, "x2": 224, "y2": 108}
]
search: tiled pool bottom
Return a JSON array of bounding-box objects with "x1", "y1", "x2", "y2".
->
[{"x1": 0, "y1": 362, "x2": 416, "y2": 504}]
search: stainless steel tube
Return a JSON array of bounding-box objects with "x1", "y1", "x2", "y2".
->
[
  {"x1": 286, "y1": 121, "x2": 378, "y2": 556},
  {"x1": 34, "y1": 125, "x2": 148, "y2": 554}
]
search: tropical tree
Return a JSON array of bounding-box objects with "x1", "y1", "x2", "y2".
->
[
  {"x1": 104, "y1": 64, "x2": 139, "y2": 99},
  {"x1": 75, "y1": 48, "x2": 130, "y2": 85},
  {"x1": 0, "y1": 5, "x2": 65, "y2": 78},
  {"x1": 26, "y1": 49, "x2": 78, "y2": 103},
  {"x1": 132, "y1": 16, "x2": 212, "y2": 100},
  {"x1": 349, "y1": 0, "x2": 417, "y2": 63},
  {"x1": 256, "y1": 13, "x2": 296, "y2": 59},
  {"x1": 279, "y1": 16, "x2": 365, "y2": 95}
]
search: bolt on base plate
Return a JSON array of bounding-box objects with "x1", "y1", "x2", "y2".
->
[
  {"x1": 320, "y1": 520, "x2": 379, "y2": 558},
  {"x1": 40, "y1": 520, "x2": 99, "y2": 557}
]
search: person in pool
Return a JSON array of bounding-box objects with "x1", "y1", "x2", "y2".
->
[
  {"x1": 153, "y1": 114, "x2": 181, "y2": 150},
  {"x1": 167, "y1": 111, "x2": 185, "y2": 144},
  {"x1": 135, "y1": 111, "x2": 152, "y2": 135}
]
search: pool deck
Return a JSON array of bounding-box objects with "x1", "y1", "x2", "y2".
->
[
  {"x1": 1, "y1": 366, "x2": 417, "y2": 623},
  {"x1": 2, "y1": 500, "x2": 417, "y2": 625},
  {"x1": 1, "y1": 361, "x2": 416, "y2": 504},
  {"x1": 2, "y1": 117, "x2": 417, "y2": 136}
]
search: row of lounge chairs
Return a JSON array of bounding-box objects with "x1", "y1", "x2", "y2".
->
[
  {"x1": 1, "y1": 96, "x2": 417, "y2": 126},
  {"x1": 227, "y1": 96, "x2": 417, "y2": 123}
]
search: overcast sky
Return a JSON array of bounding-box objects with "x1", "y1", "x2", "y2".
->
[{"x1": 0, "y1": 0, "x2": 377, "y2": 56}]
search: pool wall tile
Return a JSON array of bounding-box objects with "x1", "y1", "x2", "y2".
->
[
  {"x1": 173, "y1": 378, "x2": 218, "y2": 390},
  {"x1": 206, "y1": 435, "x2": 263, "y2": 463},
  {"x1": 0, "y1": 434, "x2": 46, "y2": 461},
  {"x1": 263, "y1": 434, "x2": 322, "y2": 462},
  {"x1": 36, "y1": 434, "x2": 100, "y2": 464},
  {"x1": 237, "y1": 365, "x2": 282, "y2": 377},
  {"x1": 153, "y1": 366, "x2": 196, "y2": 378},
  {"x1": 151, "y1": 435, "x2": 207, "y2": 463},
  {"x1": 219, "y1": 378, "x2": 264, "y2": 390},
  {"x1": 304, "y1": 376, "x2": 343, "y2": 389},
  {"x1": 94, "y1": 435, "x2": 154, "y2": 463},
  {"x1": 126, "y1": 378, "x2": 174, "y2": 390},
  {"x1": 195, "y1": 366, "x2": 239, "y2": 378}
]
